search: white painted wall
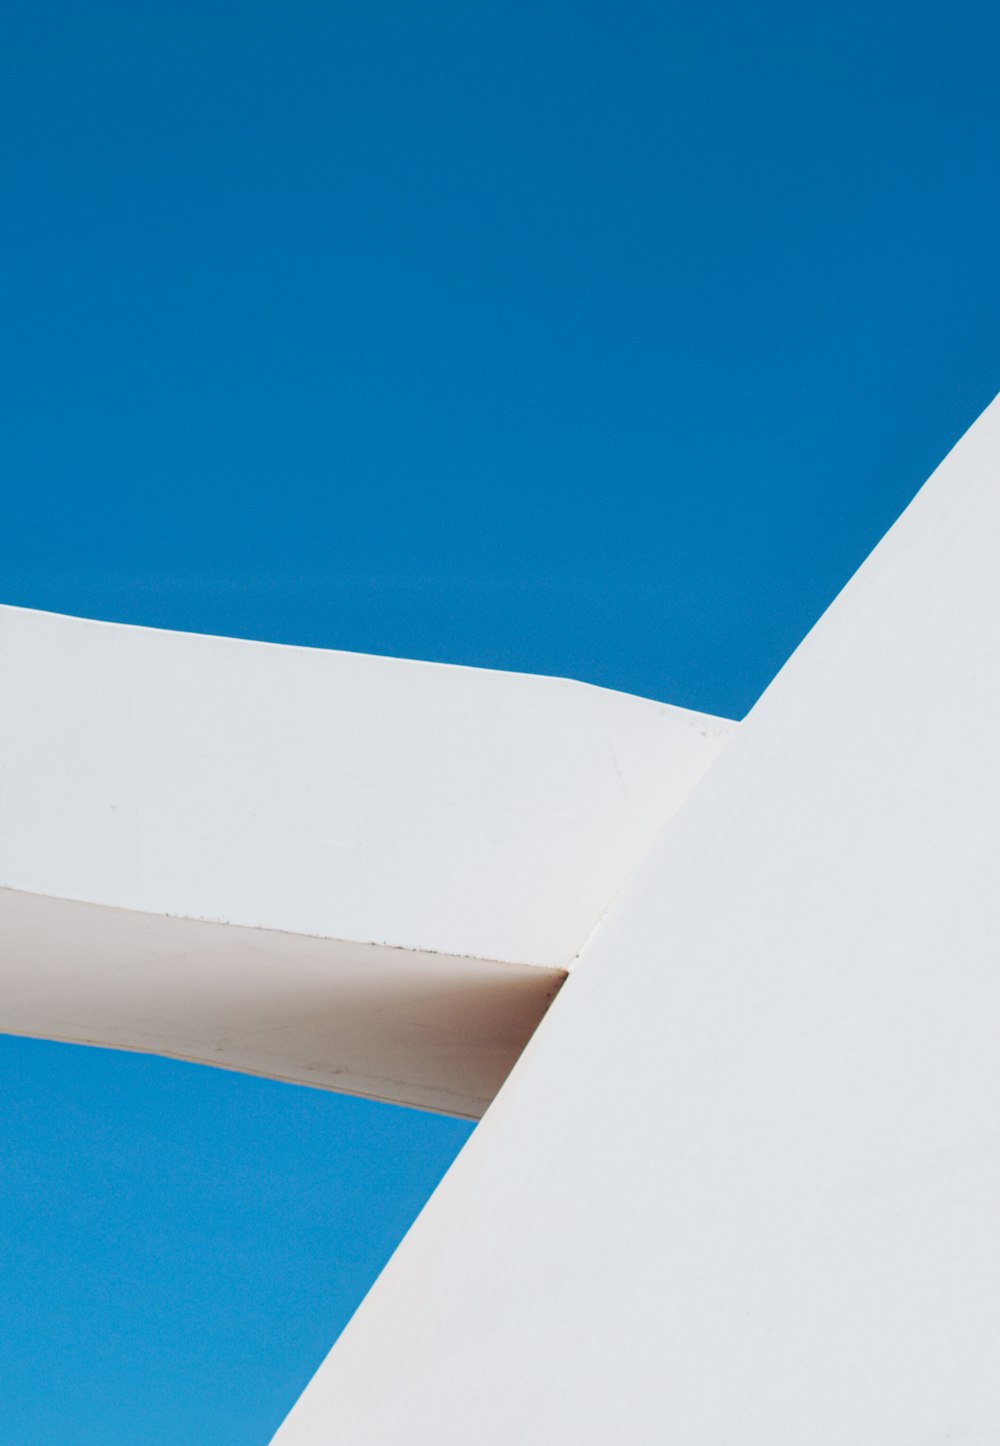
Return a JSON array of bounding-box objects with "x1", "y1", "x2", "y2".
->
[
  {"x1": 0, "y1": 605, "x2": 732, "y2": 1114},
  {"x1": 0, "y1": 605, "x2": 733, "y2": 967},
  {"x1": 273, "y1": 398, "x2": 1000, "y2": 1443}
]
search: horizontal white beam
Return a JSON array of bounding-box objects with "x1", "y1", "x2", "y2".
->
[
  {"x1": 0, "y1": 887, "x2": 561, "y2": 1118},
  {"x1": 0, "y1": 605, "x2": 734, "y2": 1113}
]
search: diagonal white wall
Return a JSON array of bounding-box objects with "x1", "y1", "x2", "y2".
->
[{"x1": 273, "y1": 397, "x2": 1000, "y2": 1442}]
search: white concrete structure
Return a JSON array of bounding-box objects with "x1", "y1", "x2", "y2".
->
[
  {"x1": 0, "y1": 605, "x2": 732, "y2": 1116},
  {"x1": 4, "y1": 394, "x2": 1000, "y2": 1442}
]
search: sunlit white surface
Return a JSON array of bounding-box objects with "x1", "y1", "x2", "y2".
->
[
  {"x1": 274, "y1": 399, "x2": 1000, "y2": 1443},
  {"x1": 0, "y1": 606, "x2": 732, "y2": 1115}
]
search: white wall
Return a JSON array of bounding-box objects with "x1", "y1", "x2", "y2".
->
[
  {"x1": 0, "y1": 605, "x2": 733, "y2": 967},
  {"x1": 0, "y1": 606, "x2": 733, "y2": 1114},
  {"x1": 274, "y1": 399, "x2": 1000, "y2": 1443}
]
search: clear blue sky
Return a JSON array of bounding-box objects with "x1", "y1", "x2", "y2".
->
[{"x1": 1, "y1": 0, "x2": 998, "y2": 1439}]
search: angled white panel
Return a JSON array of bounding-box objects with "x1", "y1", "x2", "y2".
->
[{"x1": 275, "y1": 399, "x2": 1000, "y2": 1441}]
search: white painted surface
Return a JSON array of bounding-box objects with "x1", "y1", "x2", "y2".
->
[
  {"x1": 273, "y1": 398, "x2": 1000, "y2": 1444},
  {"x1": 0, "y1": 605, "x2": 732, "y2": 1114},
  {"x1": 0, "y1": 605, "x2": 733, "y2": 967}
]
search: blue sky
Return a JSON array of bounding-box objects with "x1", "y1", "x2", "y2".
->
[{"x1": 1, "y1": 0, "x2": 999, "y2": 1438}]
